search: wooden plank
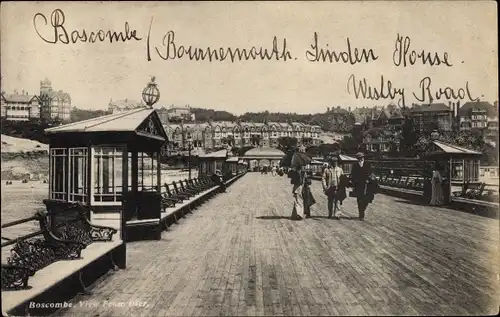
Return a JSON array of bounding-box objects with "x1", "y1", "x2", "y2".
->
[{"x1": 47, "y1": 174, "x2": 499, "y2": 317}]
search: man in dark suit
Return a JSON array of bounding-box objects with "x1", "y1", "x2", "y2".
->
[{"x1": 350, "y1": 152, "x2": 372, "y2": 220}]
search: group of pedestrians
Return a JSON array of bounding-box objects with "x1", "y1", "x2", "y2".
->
[{"x1": 289, "y1": 152, "x2": 378, "y2": 221}]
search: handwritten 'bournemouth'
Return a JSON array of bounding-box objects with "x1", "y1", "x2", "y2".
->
[{"x1": 148, "y1": 30, "x2": 293, "y2": 62}]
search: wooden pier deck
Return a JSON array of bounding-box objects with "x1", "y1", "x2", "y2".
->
[{"x1": 53, "y1": 173, "x2": 499, "y2": 316}]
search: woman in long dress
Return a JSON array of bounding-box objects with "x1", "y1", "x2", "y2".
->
[
  {"x1": 429, "y1": 164, "x2": 444, "y2": 206},
  {"x1": 291, "y1": 167, "x2": 306, "y2": 220}
]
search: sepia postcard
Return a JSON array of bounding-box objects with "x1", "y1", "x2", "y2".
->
[{"x1": 1, "y1": 1, "x2": 499, "y2": 316}]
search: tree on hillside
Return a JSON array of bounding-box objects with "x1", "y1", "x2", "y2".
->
[
  {"x1": 1, "y1": 119, "x2": 51, "y2": 144},
  {"x1": 400, "y1": 116, "x2": 417, "y2": 156},
  {"x1": 351, "y1": 123, "x2": 364, "y2": 147},
  {"x1": 305, "y1": 145, "x2": 320, "y2": 157},
  {"x1": 340, "y1": 135, "x2": 359, "y2": 154},
  {"x1": 318, "y1": 143, "x2": 340, "y2": 158},
  {"x1": 191, "y1": 108, "x2": 236, "y2": 122},
  {"x1": 70, "y1": 107, "x2": 110, "y2": 123}
]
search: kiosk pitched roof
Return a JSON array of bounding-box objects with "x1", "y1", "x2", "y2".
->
[
  {"x1": 426, "y1": 140, "x2": 483, "y2": 157},
  {"x1": 45, "y1": 108, "x2": 156, "y2": 134}
]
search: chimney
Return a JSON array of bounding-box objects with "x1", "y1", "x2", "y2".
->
[
  {"x1": 22, "y1": 89, "x2": 25, "y2": 95},
  {"x1": 348, "y1": 106, "x2": 351, "y2": 112}
]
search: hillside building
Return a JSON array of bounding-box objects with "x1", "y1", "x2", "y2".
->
[
  {"x1": 108, "y1": 98, "x2": 143, "y2": 113},
  {"x1": 0, "y1": 90, "x2": 41, "y2": 121},
  {"x1": 458, "y1": 101, "x2": 498, "y2": 139},
  {"x1": 39, "y1": 78, "x2": 71, "y2": 121}
]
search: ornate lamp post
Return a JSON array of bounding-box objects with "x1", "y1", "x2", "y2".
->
[
  {"x1": 142, "y1": 76, "x2": 160, "y2": 108},
  {"x1": 186, "y1": 133, "x2": 194, "y2": 179}
]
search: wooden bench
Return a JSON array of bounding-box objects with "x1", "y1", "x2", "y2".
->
[
  {"x1": 405, "y1": 177, "x2": 417, "y2": 190},
  {"x1": 396, "y1": 176, "x2": 409, "y2": 188},
  {"x1": 390, "y1": 175, "x2": 402, "y2": 187},
  {"x1": 174, "y1": 180, "x2": 198, "y2": 197},
  {"x1": 191, "y1": 178, "x2": 211, "y2": 191},
  {"x1": 464, "y1": 182, "x2": 486, "y2": 200},
  {"x1": 180, "y1": 179, "x2": 201, "y2": 195},
  {"x1": 2, "y1": 201, "x2": 125, "y2": 316},
  {"x1": 43, "y1": 199, "x2": 118, "y2": 247},
  {"x1": 2, "y1": 239, "x2": 124, "y2": 316},
  {"x1": 161, "y1": 189, "x2": 178, "y2": 210},
  {"x1": 378, "y1": 175, "x2": 389, "y2": 185},
  {"x1": 453, "y1": 181, "x2": 470, "y2": 197}
]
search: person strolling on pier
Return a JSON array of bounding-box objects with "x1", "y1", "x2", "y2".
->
[
  {"x1": 290, "y1": 165, "x2": 315, "y2": 219},
  {"x1": 429, "y1": 162, "x2": 444, "y2": 206},
  {"x1": 271, "y1": 165, "x2": 277, "y2": 176},
  {"x1": 350, "y1": 152, "x2": 374, "y2": 220},
  {"x1": 282, "y1": 145, "x2": 315, "y2": 220},
  {"x1": 322, "y1": 156, "x2": 345, "y2": 219}
]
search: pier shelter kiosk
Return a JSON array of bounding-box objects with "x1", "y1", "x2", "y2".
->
[
  {"x1": 242, "y1": 147, "x2": 285, "y2": 171},
  {"x1": 44, "y1": 78, "x2": 168, "y2": 241},
  {"x1": 226, "y1": 156, "x2": 240, "y2": 175},
  {"x1": 424, "y1": 140, "x2": 482, "y2": 203},
  {"x1": 198, "y1": 149, "x2": 229, "y2": 175},
  {"x1": 338, "y1": 154, "x2": 358, "y2": 175}
]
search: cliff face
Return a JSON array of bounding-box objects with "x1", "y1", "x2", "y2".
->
[
  {"x1": 1, "y1": 151, "x2": 49, "y2": 180},
  {"x1": 1, "y1": 135, "x2": 49, "y2": 180}
]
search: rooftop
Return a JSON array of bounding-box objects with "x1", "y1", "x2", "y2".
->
[
  {"x1": 1, "y1": 92, "x2": 38, "y2": 103},
  {"x1": 243, "y1": 146, "x2": 285, "y2": 157},
  {"x1": 45, "y1": 108, "x2": 167, "y2": 141},
  {"x1": 411, "y1": 103, "x2": 451, "y2": 112},
  {"x1": 459, "y1": 101, "x2": 496, "y2": 116},
  {"x1": 426, "y1": 140, "x2": 483, "y2": 157},
  {"x1": 109, "y1": 98, "x2": 143, "y2": 110}
]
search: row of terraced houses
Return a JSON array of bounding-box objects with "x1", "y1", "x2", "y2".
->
[{"x1": 163, "y1": 121, "x2": 324, "y2": 152}]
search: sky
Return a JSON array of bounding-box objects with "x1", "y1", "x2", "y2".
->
[{"x1": 1, "y1": 1, "x2": 498, "y2": 115}]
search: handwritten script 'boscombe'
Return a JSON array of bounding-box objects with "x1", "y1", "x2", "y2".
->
[
  {"x1": 33, "y1": 9, "x2": 142, "y2": 44},
  {"x1": 31, "y1": 9, "x2": 481, "y2": 106}
]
